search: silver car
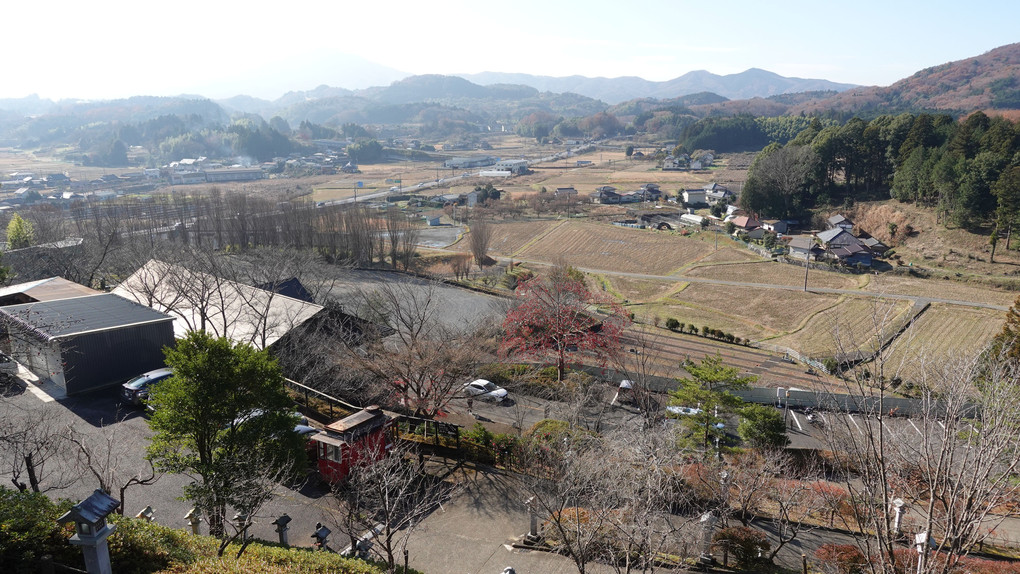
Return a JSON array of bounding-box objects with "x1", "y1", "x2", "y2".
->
[{"x1": 121, "y1": 368, "x2": 173, "y2": 406}]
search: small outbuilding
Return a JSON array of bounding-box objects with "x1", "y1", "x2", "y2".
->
[
  {"x1": 0, "y1": 294, "x2": 175, "y2": 395},
  {"x1": 311, "y1": 406, "x2": 396, "y2": 483}
]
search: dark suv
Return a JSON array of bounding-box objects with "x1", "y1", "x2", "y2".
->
[{"x1": 121, "y1": 368, "x2": 173, "y2": 406}]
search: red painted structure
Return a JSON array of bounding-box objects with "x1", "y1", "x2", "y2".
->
[{"x1": 311, "y1": 405, "x2": 396, "y2": 483}]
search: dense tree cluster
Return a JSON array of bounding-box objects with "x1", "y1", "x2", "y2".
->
[{"x1": 738, "y1": 112, "x2": 1020, "y2": 229}]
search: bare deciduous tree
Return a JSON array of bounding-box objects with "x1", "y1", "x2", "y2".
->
[
  {"x1": 817, "y1": 306, "x2": 1020, "y2": 574},
  {"x1": 65, "y1": 422, "x2": 161, "y2": 515},
  {"x1": 345, "y1": 280, "x2": 487, "y2": 418},
  {"x1": 331, "y1": 442, "x2": 456, "y2": 573},
  {"x1": 515, "y1": 424, "x2": 699, "y2": 574},
  {"x1": 468, "y1": 219, "x2": 493, "y2": 270}
]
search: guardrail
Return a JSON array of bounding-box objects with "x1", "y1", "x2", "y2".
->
[{"x1": 283, "y1": 378, "x2": 361, "y2": 421}]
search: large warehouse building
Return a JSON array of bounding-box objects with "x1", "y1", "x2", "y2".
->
[{"x1": 0, "y1": 293, "x2": 175, "y2": 395}]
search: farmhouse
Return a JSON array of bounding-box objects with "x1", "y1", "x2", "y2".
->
[
  {"x1": 787, "y1": 235, "x2": 823, "y2": 261},
  {"x1": 637, "y1": 183, "x2": 662, "y2": 201},
  {"x1": 682, "y1": 189, "x2": 708, "y2": 206},
  {"x1": 729, "y1": 215, "x2": 762, "y2": 231},
  {"x1": 816, "y1": 228, "x2": 872, "y2": 267},
  {"x1": 827, "y1": 214, "x2": 854, "y2": 232},
  {"x1": 662, "y1": 155, "x2": 689, "y2": 171},
  {"x1": 590, "y1": 186, "x2": 621, "y2": 204},
  {"x1": 704, "y1": 183, "x2": 733, "y2": 203},
  {"x1": 555, "y1": 187, "x2": 578, "y2": 197},
  {"x1": 761, "y1": 219, "x2": 788, "y2": 234},
  {"x1": 860, "y1": 235, "x2": 889, "y2": 256}
]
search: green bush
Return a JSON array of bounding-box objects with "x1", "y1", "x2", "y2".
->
[
  {"x1": 526, "y1": 419, "x2": 572, "y2": 443},
  {"x1": 665, "y1": 318, "x2": 680, "y2": 331},
  {"x1": 0, "y1": 486, "x2": 398, "y2": 574},
  {"x1": 462, "y1": 422, "x2": 495, "y2": 447},
  {"x1": 822, "y1": 357, "x2": 838, "y2": 374},
  {"x1": 0, "y1": 488, "x2": 79, "y2": 573}
]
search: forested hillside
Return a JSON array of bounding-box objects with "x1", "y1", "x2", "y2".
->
[{"x1": 738, "y1": 111, "x2": 1020, "y2": 239}]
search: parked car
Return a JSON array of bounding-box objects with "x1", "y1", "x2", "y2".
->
[
  {"x1": 666, "y1": 406, "x2": 702, "y2": 416},
  {"x1": 121, "y1": 368, "x2": 174, "y2": 406},
  {"x1": 462, "y1": 379, "x2": 508, "y2": 403}
]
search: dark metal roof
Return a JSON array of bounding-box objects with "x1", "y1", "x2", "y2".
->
[
  {"x1": 0, "y1": 293, "x2": 174, "y2": 341},
  {"x1": 58, "y1": 489, "x2": 120, "y2": 525}
]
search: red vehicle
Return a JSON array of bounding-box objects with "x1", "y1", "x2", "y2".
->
[{"x1": 310, "y1": 405, "x2": 395, "y2": 483}]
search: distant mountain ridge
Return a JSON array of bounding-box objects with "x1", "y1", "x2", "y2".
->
[
  {"x1": 785, "y1": 42, "x2": 1020, "y2": 116},
  {"x1": 4, "y1": 43, "x2": 1020, "y2": 146},
  {"x1": 458, "y1": 68, "x2": 857, "y2": 104}
]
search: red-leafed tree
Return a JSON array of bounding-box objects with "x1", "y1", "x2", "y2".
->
[{"x1": 500, "y1": 265, "x2": 629, "y2": 381}]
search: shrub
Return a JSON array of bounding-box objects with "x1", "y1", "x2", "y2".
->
[
  {"x1": 815, "y1": 543, "x2": 867, "y2": 574},
  {"x1": 462, "y1": 422, "x2": 495, "y2": 448},
  {"x1": 666, "y1": 318, "x2": 680, "y2": 331},
  {"x1": 526, "y1": 419, "x2": 572, "y2": 443},
  {"x1": 0, "y1": 488, "x2": 79, "y2": 573},
  {"x1": 822, "y1": 357, "x2": 838, "y2": 374},
  {"x1": 712, "y1": 526, "x2": 769, "y2": 568}
]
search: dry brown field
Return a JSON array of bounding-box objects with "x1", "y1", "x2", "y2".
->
[
  {"x1": 529, "y1": 154, "x2": 747, "y2": 197},
  {"x1": 883, "y1": 304, "x2": 1004, "y2": 381},
  {"x1": 600, "y1": 275, "x2": 681, "y2": 304},
  {"x1": 618, "y1": 326, "x2": 843, "y2": 391},
  {"x1": 644, "y1": 283, "x2": 840, "y2": 342},
  {"x1": 0, "y1": 148, "x2": 134, "y2": 181},
  {"x1": 767, "y1": 297, "x2": 915, "y2": 359},
  {"x1": 683, "y1": 260, "x2": 860, "y2": 290},
  {"x1": 863, "y1": 273, "x2": 1016, "y2": 308},
  {"x1": 692, "y1": 247, "x2": 762, "y2": 265},
  {"x1": 448, "y1": 220, "x2": 563, "y2": 257},
  {"x1": 515, "y1": 220, "x2": 712, "y2": 275}
]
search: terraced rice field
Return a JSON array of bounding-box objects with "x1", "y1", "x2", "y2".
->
[
  {"x1": 683, "y1": 260, "x2": 860, "y2": 290},
  {"x1": 516, "y1": 220, "x2": 713, "y2": 275},
  {"x1": 865, "y1": 274, "x2": 1016, "y2": 308},
  {"x1": 451, "y1": 220, "x2": 563, "y2": 257},
  {"x1": 883, "y1": 304, "x2": 1005, "y2": 381},
  {"x1": 601, "y1": 275, "x2": 681, "y2": 304},
  {"x1": 667, "y1": 283, "x2": 841, "y2": 338},
  {"x1": 766, "y1": 297, "x2": 915, "y2": 359},
  {"x1": 691, "y1": 247, "x2": 762, "y2": 265},
  {"x1": 618, "y1": 326, "x2": 841, "y2": 391}
]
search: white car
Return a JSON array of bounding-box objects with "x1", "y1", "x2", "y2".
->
[
  {"x1": 666, "y1": 406, "x2": 702, "y2": 416},
  {"x1": 463, "y1": 379, "x2": 508, "y2": 402}
]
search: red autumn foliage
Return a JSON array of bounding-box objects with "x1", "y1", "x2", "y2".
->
[{"x1": 500, "y1": 270, "x2": 629, "y2": 381}]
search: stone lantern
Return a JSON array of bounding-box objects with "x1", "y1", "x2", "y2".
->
[
  {"x1": 57, "y1": 489, "x2": 120, "y2": 574},
  {"x1": 312, "y1": 522, "x2": 331, "y2": 550},
  {"x1": 272, "y1": 514, "x2": 292, "y2": 546}
]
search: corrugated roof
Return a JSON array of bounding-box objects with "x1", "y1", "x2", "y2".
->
[{"x1": 0, "y1": 293, "x2": 174, "y2": 340}]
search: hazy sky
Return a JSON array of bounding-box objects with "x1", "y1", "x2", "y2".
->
[{"x1": 7, "y1": 0, "x2": 1018, "y2": 101}]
